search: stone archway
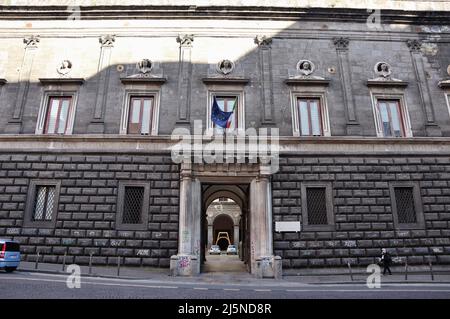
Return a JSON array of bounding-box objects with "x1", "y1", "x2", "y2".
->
[{"x1": 170, "y1": 163, "x2": 282, "y2": 278}]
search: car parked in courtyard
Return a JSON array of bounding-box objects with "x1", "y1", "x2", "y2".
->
[
  {"x1": 209, "y1": 245, "x2": 221, "y2": 255},
  {"x1": 226, "y1": 245, "x2": 237, "y2": 255},
  {"x1": 0, "y1": 239, "x2": 21, "y2": 273}
]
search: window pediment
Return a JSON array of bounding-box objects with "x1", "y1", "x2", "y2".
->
[
  {"x1": 39, "y1": 78, "x2": 85, "y2": 85},
  {"x1": 202, "y1": 77, "x2": 249, "y2": 85}
]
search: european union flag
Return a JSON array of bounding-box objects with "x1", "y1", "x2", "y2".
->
[{"x1": 211, "y1": 97, "x2": 234, "y2": 128}]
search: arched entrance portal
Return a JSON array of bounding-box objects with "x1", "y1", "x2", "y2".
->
[{"x1": 170, "y1": 163, "x2": 281, "y2": 278}]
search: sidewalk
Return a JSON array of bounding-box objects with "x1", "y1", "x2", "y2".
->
[{"x1": 16, "y1": 261, "x2": 450, "y2": 285}]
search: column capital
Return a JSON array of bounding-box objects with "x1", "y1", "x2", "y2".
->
[
  {"x1": 406, "y1": 39, "x2": 422, "y2": 53},
  {"x1": 333, "y1": 37, "x2": 349, "y2": 51},
  {"x1": 180, "y1": 162, "x2": 192, "y2": 180},
  {"x1": 254, "y1": 35, "x2": 272, "y2": 48},
  {"x1": 99, "y1": 34, "x2": 115, "y2": 47},
  {"x1": 177, "y1": 34, "x2": 194, "y2": 47},
  {"x1": 23, "y1": 35, "x2": 40, "y2": 48}
]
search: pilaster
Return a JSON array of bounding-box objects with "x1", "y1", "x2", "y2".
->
[
  {"x1": 333, "y1": 37, "x2": 361, "y2": 136},
  {"x1": 88, "y1": 34, "x2": 115, "y2": 133}
]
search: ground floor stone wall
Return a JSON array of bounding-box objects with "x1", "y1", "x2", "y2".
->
[
  {"x1": 1, "y1": 151, "x2": 450, "y2": 270},
  {"x1": 273, "y1": 155, "x2": 450, "y2": 268},
  {"x1": 0, "y1": 153, "x2": 179, "y2": 267}
]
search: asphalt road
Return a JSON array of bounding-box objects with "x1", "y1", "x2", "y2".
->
[{"x1": 1, "y1": 271, "x2": 450, "y2": 299}]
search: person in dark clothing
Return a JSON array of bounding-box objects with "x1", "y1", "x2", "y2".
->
[{"x1": 380, "y1": 248, "x2": 392, "y2": 275}]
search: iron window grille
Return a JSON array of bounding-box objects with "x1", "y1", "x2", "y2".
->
[
  {"x1": 116, "y1": 182, "x2": 150, "y2": 230},
  {"x1": 301, "y1": 183, "x2": 334, "y2": 231},
  {"x1": 24, "y1": 180, "x2": 61, "y2": 227},
  {"x1": 32, "y1": 186, "x2": 56, "y2": 221},
  {"x1": 389, "y1": 182, "x2": 424, "y2": 230},
  {"x1": 394, "y1": 187, "x2": 417, "y2": 224},
  {"x1": 122, "y1": 186, "x2": 144, "y2": 224},
  {"x1": 306, "y1": 187, "x2": 328, "y2": 225}
]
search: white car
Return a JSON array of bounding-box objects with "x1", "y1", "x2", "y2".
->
[
  {"x1": 226, "y1": 245, "x2": 237, "y2": 255},
  {"x1": 209, "y1": 245, "x2": 221, "y2": 255}
]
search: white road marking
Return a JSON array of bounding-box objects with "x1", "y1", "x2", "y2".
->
[
  {"x1": 223, "y1": 288, "x2": 240, "y2": 291},
  {"x1": 1, "y1": 276, "x2": 178, "y2": 290},
  {"x1": 254, "y1": 289, "x2": 271, "y2": 292}
]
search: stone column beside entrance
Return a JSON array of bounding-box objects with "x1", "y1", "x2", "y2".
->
[
  {"x1": 250, "y1": 167, "x2": 282, "y2": 279},
  {"x1": 170, "y1": 164, "x2": 201, "y2": 276}
]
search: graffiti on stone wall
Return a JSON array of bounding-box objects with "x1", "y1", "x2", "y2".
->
[
  {"x1": 111, "y1": 240, "x2": 124, "y2": 247},
  {"x1": 343, "y1": 240, "x2": 357, "y2": 247},
  {"x1": 136, "y1": 249, "x2": 150, "y2": 256},
  {"x1": 6, "y1": 228, "x2": 20, "y2": 235},
  {"x1": 179, "y1": 256, "x2": 190, "y2": 268}
]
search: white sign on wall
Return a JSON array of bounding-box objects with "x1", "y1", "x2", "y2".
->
[{"x1": 275, "y1": 221, "x2": 301, "y2": 232}]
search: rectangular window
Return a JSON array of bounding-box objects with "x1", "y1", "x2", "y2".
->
[
  {"x1": 128, "y1": 97, "x2": 154, "y2": 135},
  {"x1": 297, "y1": 98, "x2": 323, "y2": 136},
  {"x1": 394, "y1": 187, "x2": 417, "y2": 224},
  {"x1": 32, "y1": 186, "x2": 56, "y2": 221},
  {"x1": 301, "y1": 183, "x2": 334, "y2": 231},
  {"x1": 44, "y1": 97, "x2": 72, "y2": 134},
  {"x1": 376, "y1": 100, "x2": 405, "y2": 137},
  {"x1": 122, "y1": 186, "x2": 144, "y2": 224},
  {"x1": 24, "y1": 180, "x2": 60, "y2": 228},
  {"x1": 213, "y1": 95, "x2": 238, "y2": 132},
  {"x1": 390, "y1": 182, "x2": 424, "y2": 230},
  {"x1": 116, "y1": 182, "x2": 150, "y2": 230},
  {"x1": 306, "y1": 187, "x2": 328, "y2": 225}
]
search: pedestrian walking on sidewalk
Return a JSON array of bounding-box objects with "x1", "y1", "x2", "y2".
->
[{"x1": 380, "y1": 248, "x2": 392, "y2": 275}]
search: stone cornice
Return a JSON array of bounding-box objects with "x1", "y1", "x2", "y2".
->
[
  {"x1": 1, "y1": 135, "x2": 450, "y2": 155},
  {"x1": 1, "y1": 6, "x2": 450, "y2": 24}
]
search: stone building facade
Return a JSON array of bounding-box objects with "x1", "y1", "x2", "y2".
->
[{"x1": 0, "y1": 1, "x2": 450, "y2": 277}]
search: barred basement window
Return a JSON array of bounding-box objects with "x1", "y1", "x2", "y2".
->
[
  {"x1": 122, "y1": 187, "x2": 144, "y2": 224},
  {"x1": 306, "y1": 188, "x2": 328, "y2": 225},
  {"x1": 33, "y1": 186, "x2": 56, "y2": 221},
  {"x1": 24, "y1": 180, "x2": 61, "y2": 228},
  {"x1": 390, "y1": 182, "x2": 424, "y2": 230},
  {"x1": 301, "y1": 183, "x2": 334, "y2": 231},
  {"x1": 394, "y1": 187, "x2": 416, "y2": 224},
  {"x1": 116, "y1": 182, "x2": 150, "y2": 230}
]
